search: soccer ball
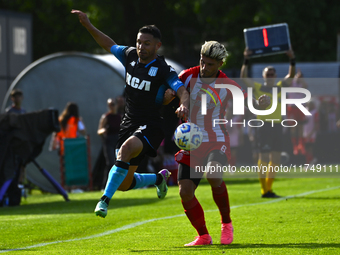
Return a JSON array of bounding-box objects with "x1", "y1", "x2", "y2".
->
[{"x1": 174, "y1": 122, "x2": 203, "y2": 151}]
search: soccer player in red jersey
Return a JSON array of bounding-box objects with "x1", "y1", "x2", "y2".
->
[{"x1": 169, "y1": 41, "x2": 270, "y2": 246}]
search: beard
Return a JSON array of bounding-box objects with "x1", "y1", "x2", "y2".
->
[{"x1": 200, "y1": 70, "x2": 214, "y2": 78}]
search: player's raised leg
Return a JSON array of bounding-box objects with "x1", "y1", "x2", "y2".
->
[
  {"x1": 124, "y1": 169, "x2": 171, "y2": 199},
  {"x1": 127, "y1": 126, "x2": 171, "y2": 198},
  {"x1": 95, "y1": 136, "x2": 142, "y2": 218}
]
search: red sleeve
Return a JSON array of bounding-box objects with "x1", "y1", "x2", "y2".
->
[
  {"x1": 179, "y1": 68, "x2": 192, "y2": 83},
  {"x1": 179, "y1": 66, "x2": 200, "y2": 93}
]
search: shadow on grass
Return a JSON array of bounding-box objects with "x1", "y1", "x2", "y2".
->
[
  {"x1": 198, "y1": 178, "x2": 260, "y2": 186},
  {"x1": 0, "y1": 196, "x2": 160, "y2": 216},
  {"x1": 129, "y1": 242, "x2": 340, "y2": 252}
]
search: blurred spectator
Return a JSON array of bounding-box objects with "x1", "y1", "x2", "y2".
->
[
  {"x1": 318, "y1": 97, "x2": 338, "y2": 132},
  {"x1": 303, "y1": 100, "x2": 319, "y2": 164},
  {"x1": 5, "y1": 89, "x2": 26, "y2": 114},
  {"x1": 315, "y1": 96, "x2": 339, "y2": 163},
  {"x1": 287, "y1": 69, "x2": 308, "y2": 155},
  {"x1": 327, "y1": 101, "x2": 337, "y2": 132},
  {"x1": 50, "y1": 102, "x2": 86, "y2": 155},
  {"x1": 115, "y1": 95, "x2": 126, "y2": 116},
  {"x1": 318, "y1": 99, "x2": 328, "y2": 132},
  {"x1": 225, "y1": 105, "x2": 243, "y2": 167},
  {"x1": 5, "y1": 88, "x2": 27, "y2": 197},
  {"x1": 97, "y1": 98, "x2": 121, "y2": 189},
  {"x1": 50, "y1": 102, "x2": 87, "y2": 192}
]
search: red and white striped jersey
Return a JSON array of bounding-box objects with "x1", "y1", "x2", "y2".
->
[{"x1": 179, "y1": 66, "x2": 247, "y2": 143}]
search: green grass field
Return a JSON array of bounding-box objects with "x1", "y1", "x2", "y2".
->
[{"x1": 0, "y1": 177, "x2": 339, "y2": 254}]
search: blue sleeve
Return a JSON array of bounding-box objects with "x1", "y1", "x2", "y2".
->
[
  {"x1": 166, "y1": 72, "x2": 184, "y2": 93},
  {"x1": 155, "y1": 84, "x2": 168, "y2": 105},
  {"x1": 110, "y1": 45, "x2": 129, "y2": 65}
]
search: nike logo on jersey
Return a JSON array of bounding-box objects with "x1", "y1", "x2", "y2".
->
[{"x1": 126, "y1": 72, "x2": 151, "y2": 91}]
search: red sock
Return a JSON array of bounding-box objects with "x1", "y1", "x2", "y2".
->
[
  {"x1": 182, "y1": 196, "x2": 208, "y2": 236},
  {"x1": 212, "y1": 182, "x2": 231, "y2": 224}
]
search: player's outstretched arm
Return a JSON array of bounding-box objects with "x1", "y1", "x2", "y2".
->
[
  {"x1": 71, "y1": 9, "x2": 116, "y2": 52},
  {"x1": 295, "y1": 69, "x2": 308, "y2": 88},
  {"x1": 175, "y1": 86, "x2": 189, "y2": 121},
  {"x1": 240, "y1": 48, "x2": 254, "y2": 88},
  {"x1": 283, "y1": 48, "x2": 296, "y2": 86}
]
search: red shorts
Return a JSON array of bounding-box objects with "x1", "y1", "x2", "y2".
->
[
  {"x1": 287, "y1": 106, "x2": 305, "y2": 122},
  {"x1": 175, "y1": 139, "x2": 231, "y2": 167}
]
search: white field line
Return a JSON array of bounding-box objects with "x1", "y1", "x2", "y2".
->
[{"x1": 1, "y1": 185, "x2": 339, "y2": 253}]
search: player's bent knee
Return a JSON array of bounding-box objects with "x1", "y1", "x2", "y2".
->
[
  {"x1": 207, "y1": 177, "x2": 223, "y2": 187},
  {"x1": 179, "y1": 190, "x2": 194, "y2": 201},
  {"x1": 179, "y1": 185, "x2": 195, "y2": 201}
]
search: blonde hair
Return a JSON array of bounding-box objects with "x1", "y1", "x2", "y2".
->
[{"x1": 200, "y1": 41, "x2": 228, "y2": 62}]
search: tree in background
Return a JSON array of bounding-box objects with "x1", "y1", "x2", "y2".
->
[{"x1": 1, "y1": 0, "x2": 340, "y2": 71}]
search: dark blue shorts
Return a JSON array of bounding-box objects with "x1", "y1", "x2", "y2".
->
[{"x1": 116, "y1": 122, "x2": 164, "y2": 166}]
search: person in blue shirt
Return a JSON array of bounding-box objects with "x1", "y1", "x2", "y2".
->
[
  {"x1": 72, "y1": 10, "x2": 189, "y2": 218},
  {"x1": 5, "y1": 89, "x2": 26, "y2": 114}
]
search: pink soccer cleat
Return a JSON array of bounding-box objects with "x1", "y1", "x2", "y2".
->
[
  {"x1": 184, "y1": 234, "x2": 213, "y2": 246},
  {"x1": 221, "y1": 222, "x2": 233, "y2": 245}
]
